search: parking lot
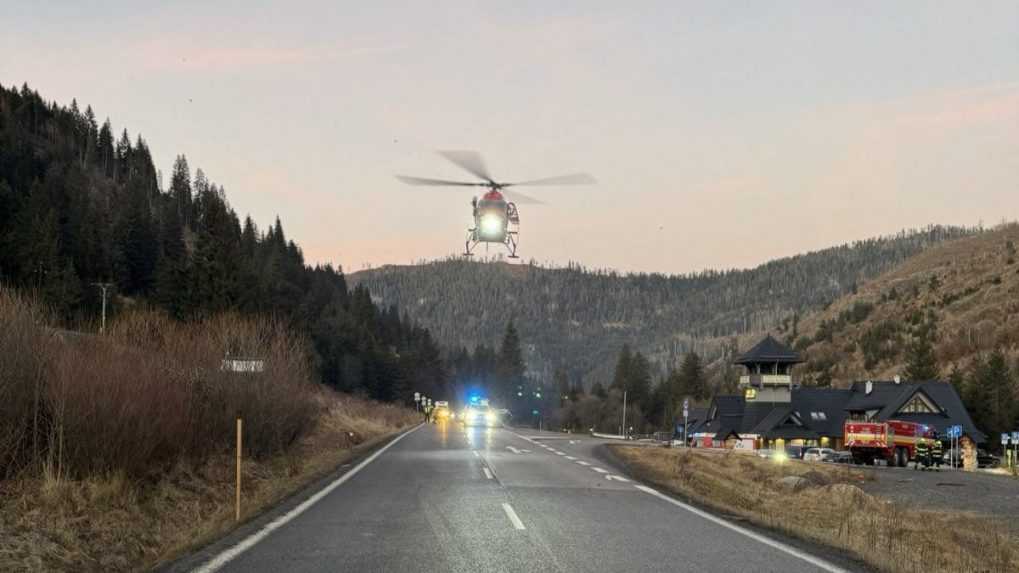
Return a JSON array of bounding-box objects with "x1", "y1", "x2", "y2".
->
[{"x1": 856, "y1": 465, "x2": 1019, "y2": 531}]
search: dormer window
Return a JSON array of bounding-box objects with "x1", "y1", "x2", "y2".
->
[{"x1": 898, "y1": 392, "x2": 939, "y2": 414}]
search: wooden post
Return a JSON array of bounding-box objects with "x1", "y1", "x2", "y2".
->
[{"x1": 236, "y1": 417, "x2": 243, "y2": 522}]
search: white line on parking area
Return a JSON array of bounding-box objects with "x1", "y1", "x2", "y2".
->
[
  {"x1": 483, "y1": 467, "x2": 493, "y2": 480},
  {"x1": 634, "y1": 485, "x2": 847, "y2": 573},
  {"x1": 501, "y1": 503, "x2": 526, "y2": 530}
]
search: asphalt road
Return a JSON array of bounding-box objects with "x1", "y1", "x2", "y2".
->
[{"x1": 177, "y1": 423, "x2": 862, "y2": 573}]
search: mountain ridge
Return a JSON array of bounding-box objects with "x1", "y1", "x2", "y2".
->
[{"x1": 349, "y1": 225, "x2": 977, "y2": 386}]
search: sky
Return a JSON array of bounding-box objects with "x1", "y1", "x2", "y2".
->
[{"x1": 3, "y1": 1, "x2": 1017, "y2": 275}]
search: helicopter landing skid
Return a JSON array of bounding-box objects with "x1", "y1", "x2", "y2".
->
[{"x1": 464, "y1": 229, "x2": 518, "y2": 258}]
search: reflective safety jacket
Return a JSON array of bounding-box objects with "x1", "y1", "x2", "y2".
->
[
  {"x1": 931, "y1": 440, "x2": 943, "y2": 457},
  {"x1": 915, "y1": 440, "x2": 928, "y2": 457}
]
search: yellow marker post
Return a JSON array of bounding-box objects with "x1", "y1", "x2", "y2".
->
[{"x1": 236, "y1": 417, "x2": 243, "y2": 522}]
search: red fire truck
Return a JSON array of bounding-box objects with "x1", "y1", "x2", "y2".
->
[{"x1": 843, "y1": 420, "x2": 934, "y2": 466}]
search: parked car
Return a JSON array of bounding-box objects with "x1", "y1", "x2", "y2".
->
[
  {"x1": 941, "y1": 448, "x2": 1000, "y2": 468},
  {"x1": 803, "y1": 447, "x2": 836, "y2": 462},
  {"x1": 784, "y1": 445, "x2": 808, "y2": 460},
  {"x1": 827, "y1": 451, "x2": 853, "y2": 464}
]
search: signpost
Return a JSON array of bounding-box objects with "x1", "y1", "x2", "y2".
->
[
  {"x1": 414, "y1": 392, "x2": 421, "y2": 412},
  {"x1": 682, "y1": 398, "x2": 690, "y2": 448}
]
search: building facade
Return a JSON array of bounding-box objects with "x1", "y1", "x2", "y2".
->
[{"x1": 693, "y1": 335, "x2": 985, "y2": 451}]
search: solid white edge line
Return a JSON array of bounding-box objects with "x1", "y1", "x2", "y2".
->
[
  {"x1": 501, "y1": 503, "x2": 526, "y2": 530},
  {"x1": 633, "y1": 485, "x2": 847, "y2": 573},
  {"x1": 192, "y1": 424, "x2": 423, "y2": 573},
  {"x1": 483, "y1": 467, "x2": 493, "y2": 480}
]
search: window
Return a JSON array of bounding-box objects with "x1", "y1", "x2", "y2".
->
[{"x1": 897, "y1": 392, "x2": 939, "y2": 414}]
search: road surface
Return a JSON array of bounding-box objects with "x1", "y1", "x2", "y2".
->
[{"x1": 175, "y1": 423, "x2": 861, "y2": 573}]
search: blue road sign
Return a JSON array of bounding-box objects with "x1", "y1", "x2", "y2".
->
[{"x1": 1003, "y1": 433, "x2": 1010, "y2": 444}]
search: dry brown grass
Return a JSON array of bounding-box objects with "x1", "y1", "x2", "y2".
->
[
  {"x1": 0, "y1": 388, "x2": 419, "y2": 572},
  {"x1": 614, "y1": 446, "x2": 1017, "y2": 573}
]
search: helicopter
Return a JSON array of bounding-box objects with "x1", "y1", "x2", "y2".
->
[{"x1": 397, "y1": 150, "x2": 594, "y2": 258}]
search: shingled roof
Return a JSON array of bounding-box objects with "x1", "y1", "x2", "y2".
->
[{"x1": 733, "y1": 334, "x2": 803, "y2": 365}]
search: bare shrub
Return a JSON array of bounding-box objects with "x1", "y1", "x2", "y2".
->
[
  {"x1": 0, "y1": 290, "x2": 319, "y2": 480},
  {"x1": 0, "y1": 289, "x2": 56, "y2": 478}
]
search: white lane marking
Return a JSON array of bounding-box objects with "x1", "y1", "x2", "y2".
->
[
  {"x1": 472, "y1": 451, "x2": 480, "y2": 458},
  {"x1": 575, "y1": 461, "x2": 591, "y2": 466},
  {"x1": 591, "y1": 467, "x2": 608, "y2": 473},
  {"x1": 634, "y1": 485, "x2": 847, "y2": 573},
  {"x1": 483, "y1": 467, "x2": 493, "y2": 480},
  {"x1": 193, "y1": 424, "x2": 423, "y2": 573},
  {"x1": 501, "y1": 503, "x2": 526, "y2": 530},
  {"x1": 555, "y1": 452, "x2": 566, "y2": 456},
  {"x1": 506, "y1": 446, "x2": 531, "y2": 454},
  {"x1": 565, "y1": 456, "x2": 577, "y2": 461},
  {"x1": 605, "y1": 474, "x2": 630, "y2": 482}
]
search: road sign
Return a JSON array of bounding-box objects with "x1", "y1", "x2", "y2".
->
[
  {"x1": 1003, "y1": 433, "x2": 1010, "y2": 445},
  {"x1": 413, "y1": 392, "x2": 420, "y2": 402},
  {"x1": 1012, "y1": 431, "x2": 1019, "y2": 442}
]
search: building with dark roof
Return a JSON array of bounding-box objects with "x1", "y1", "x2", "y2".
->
[{"x1": 693, "y1": 336, "x2": 984, "y2": 451}]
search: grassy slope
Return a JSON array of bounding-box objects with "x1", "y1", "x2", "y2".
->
[
  {"x1": 0, "y1": 391, "x2": 418, "y2": 572},
  {"x1": 793, "y1": 223, "x2": 1019, "y2": 384},
  {"x1": 613, "y1": 446, "x2": 1017, "y2": 573}
]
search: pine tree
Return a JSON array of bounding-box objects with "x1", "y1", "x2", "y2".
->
[
  {"x1": 967, "y1": 351, "x2": 1016, "y2": 440},
  {"x1": 903, "y1": 333, "x2": 939, "y2": 381},
  {"x1": 676, "y1": 352, "x2": 707, "y2": 401},
  {"x1": 496, "y1": 320, "x2": 526, "y2": 407},
  {"x1": 554, "y1": 368, "x2": 570, "y2": 406}
]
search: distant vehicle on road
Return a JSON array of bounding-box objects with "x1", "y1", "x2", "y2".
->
[
  {"x1": 803, "y1": 447, "x2": 836, "y2": 462},
  {"x1": 433, "y1": 404, "x2": 451, "y2": 421},
  {"x1": 462, "y1": 407, "x2": 499, "y2": 428}
]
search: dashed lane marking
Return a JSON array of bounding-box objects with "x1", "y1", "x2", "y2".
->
[
  {"x1": 472, "y1": 451, "x2": 480, "y2": 458},
  {"x1": 483, "y1": 467, "x2": 493, "y2": 480},
  {"x1": 501, "y1": 503, "x2": 526, "y2": 530},
  {"x1": 565, "y1": 456, "x2": 577, "y2": 461},
  {"x1": 605, "y1": 474, "x2": 630, "y2": 482},
  {"x1": 591, "y1": 467, "x2": 608, "y2": 473},
  {"x1": 575, "y1": 461, "x2": 590, "y2": 466}
]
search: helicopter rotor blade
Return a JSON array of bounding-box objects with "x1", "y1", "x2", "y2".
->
[
  {"x1": 506, "y1": 173, "x2": 596, "y2": 187},
  {"x1": 503, "y1": 189, "x2": 545, "y2": 205},
  {"x1": 396, "y1": 175, "x2": 487, "y2": 187},
  {"x1": 437, "y1": 150, "x2": 494, "y2": 183}
]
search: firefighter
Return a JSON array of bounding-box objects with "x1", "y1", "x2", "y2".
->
[
  {"x1": 930, "y1": 431, "x2": 943, "y2": 471},
  {"x1": 914, "y1": 437, "x2": 928, "y2": 471}
]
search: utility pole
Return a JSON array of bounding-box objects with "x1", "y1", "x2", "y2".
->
[
  {"x1": 92, "y1": 282, "x2": 113, "y2": 334},
  {"x1": 621, "y1": 390, "x2": 628, "y2": 439}
]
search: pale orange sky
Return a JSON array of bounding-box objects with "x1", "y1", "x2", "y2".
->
[{"x1": 4, "y1": 2, "x2": 1017, "y2": 274}]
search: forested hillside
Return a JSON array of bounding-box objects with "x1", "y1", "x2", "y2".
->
[
  {"x1": 0, "y1": 83, "x2": 446, "y2": 401},
  {"x1": 351, "y1": 225, "x2": 976, "y2": 386},
  {"x1": 791, "y1": 223, "x2": 1019, "y2": 441}
]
